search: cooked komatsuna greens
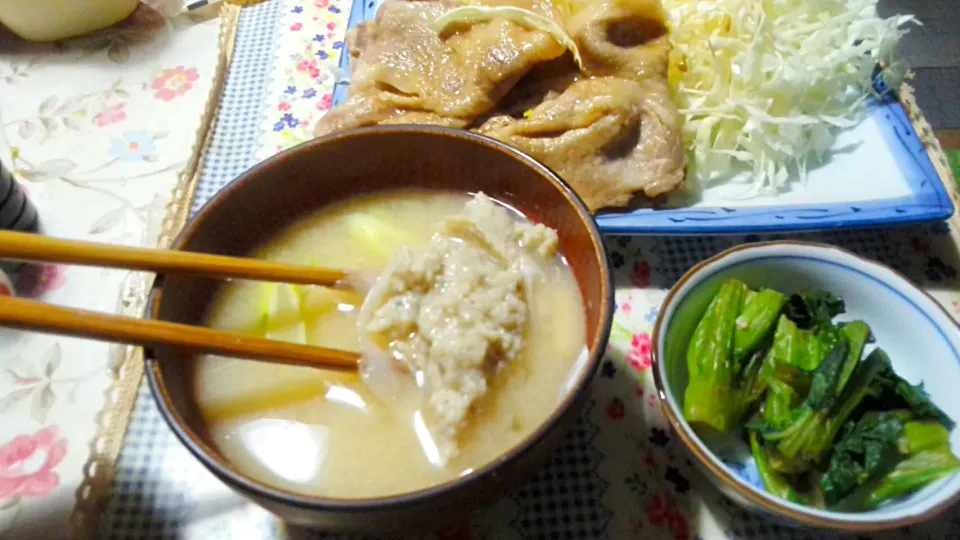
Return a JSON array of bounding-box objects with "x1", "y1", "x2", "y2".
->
[{"x1": 681, "y1": 279, "x2": 960, "y2": 511}]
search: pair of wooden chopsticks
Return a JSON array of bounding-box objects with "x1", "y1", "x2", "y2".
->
[{"x1": 0, "y1": 230, "x2": 361, "y2": 371}]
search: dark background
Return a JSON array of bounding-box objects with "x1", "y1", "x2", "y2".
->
[{"x1": 879, "y1": 0, "x2": 960, "y2": 147}]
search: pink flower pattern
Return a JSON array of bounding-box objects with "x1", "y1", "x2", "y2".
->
[
  {"x1": 645, "y1": 494, "x2": 690, "y2": 540},
  {"x1": 151, "y1": 66, "x2": 200, "y2": 102},
  {"x1": 94, "y1": 103, "x2": 127, "y2": 127},
  {"x1": 317, "y1": 93, "x2": 333, "y2": 111},
  {"x1": 265, "y1": 0, "x2": 349, "y2": 155},
  {"x1": 0, "y1": 427, "x2": 68, "y2": 500},
  {"x1": 296, "y1": 59, "x2": 321, "y2": 79},
  {"x1": 627, "y1": 332, "x2": 652, "y2": 371},
  {"x1": 19, "y1": 265, "x2": 67, "y2": 299}
]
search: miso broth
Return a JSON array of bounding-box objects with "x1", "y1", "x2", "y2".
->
[{"x1": 192, "y1": 190, "x2": 587, "y2": 498}]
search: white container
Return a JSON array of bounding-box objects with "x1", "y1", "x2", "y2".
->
[
  {"x1": 0, "y1": 0, "x2": 139, "y2": 42},
  {"x1": 653, "y1": 241, "x2": 960, "y2": 531}
]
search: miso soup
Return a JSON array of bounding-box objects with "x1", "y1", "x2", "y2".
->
[{"x1": 191, "y1": 190, "x2": 587, "y2": 498}]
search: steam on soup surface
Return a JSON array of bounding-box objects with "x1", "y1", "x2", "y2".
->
[{"x1": 192, "y1": 190, "x2": 587, "y2": 498}]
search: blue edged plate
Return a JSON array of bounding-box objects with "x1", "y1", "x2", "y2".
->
[{"x1": 333, "y1": 0, "x2": 954, "y2": 235}]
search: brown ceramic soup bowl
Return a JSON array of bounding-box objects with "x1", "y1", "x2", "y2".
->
[{"x1": 144, "y1": 126, "x2": 614, "y2": 534}]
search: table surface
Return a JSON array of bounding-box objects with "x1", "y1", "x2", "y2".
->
[
  {"x1": 0, "y1": 2, "x2": 224, "y2": 538},
  {"x1": 3, "y1": 1, "x2": 960, "y2": 539},
  {"x1": 96, "y1": 2, "x2": 960, "y2": 540}
]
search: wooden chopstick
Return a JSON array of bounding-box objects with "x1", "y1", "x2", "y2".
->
[
  {"x1": 0, "y1": 230, "x2": 347, "y2": 286},
  {"x1": 0, "y1": 295, "x2": 360, "y2": 371}
]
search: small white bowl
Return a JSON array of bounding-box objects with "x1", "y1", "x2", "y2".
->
[{"x1": 652, "y1": 241, "x2": 960, "y2": 531}]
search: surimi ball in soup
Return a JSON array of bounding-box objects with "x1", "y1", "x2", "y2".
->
[{"x1": 191, "y1": 190, "x2": 587, "y2": 498}]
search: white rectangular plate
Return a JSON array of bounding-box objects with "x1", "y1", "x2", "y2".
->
[{"x1": 333, "y1": 0, "x2": 954, "y2": 235}]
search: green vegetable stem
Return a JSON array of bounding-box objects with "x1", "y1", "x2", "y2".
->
[
  {"x1": 762, "y1": 378, "x2": 800, "y2": 433},
  {"x1": 768, "y1": 343, "x2": 881, "y2": 467},
  {"x1": 864, "y1": 450, "x2": 960, "y2": 509},
  {"x1": 770, "y1": 315, "x2": 838, "y2": 372},
  {"x1": 736, "y1": 349, "x2": 771, "y2": 421},
  {"x1": 836, "y1": 321, "x2": 870, "y2": 394},
  {"x1": 819, "y1": 412, "x2": 905, "y2": 506},
  {"x1": 898, "y1": 421, "x2": 953, "y2": 456},
  {"x1": 683, "y1": 279, "x2": 747, "y2": 434},
  {"x1": 734, "y1": 289, "x2": 786, "y2": 362},
  {"x1": 750, "y1": 431, "x2": 806, "y2": 504}
]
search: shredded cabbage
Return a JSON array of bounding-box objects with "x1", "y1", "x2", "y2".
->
[
  {"x1": 434, "y1": 6, "x2": 585, "y2": 69},
  {"x1": 661, "y1": 0, "x2": 916, "y2": 195}
]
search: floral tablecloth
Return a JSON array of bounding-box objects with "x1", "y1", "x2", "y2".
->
[
  {"x1": 78, "y1": 0, "x2": 960, "y2": 539},
  {"x1": 0, "y1": 2, "x2": 232, "y2": 538}
]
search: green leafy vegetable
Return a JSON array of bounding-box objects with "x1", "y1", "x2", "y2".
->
[
  {"x1": 820, "y1": 412, "x2": 905, "y2": 506},
  {"x1": 803, "y1": 337, "x2": 850, "y2": 412},
  {"x1": 762, "y1": 337, "x2": 850, "y2": 440},
  {"x1": 770, "y1": 315, "x2": 838, "y2": 372},
  {"x1": 867, "y1": 362, "x2": 955, "y2": 430},
  {"x1": 679, "y1": 280, "x2": 959, "y2": 512},
  {"x1": 750, "y1": 431, "x2": 807, "y2": 504},
  {"x1": 768, "y1": 357, "x2": 813, "y2": 397},
  {"x1": 836, "y1": 321, "x2": 870, "y2": 394},
  {"x1": 683, "y1": 279, "x2": 748, "y2": 434},
  {"x1": 735, "y1": 349, "x2": 769, "y2": 421},
  {"x1": 783, "y1": 291, "x2": 845, "y2": 330},
  {"x1": 762, "y1": 379, "x2": 800, "y2": 433},
  {"x1": 750, "y1": 334, "x2": 812, "y2": 402},
  {"x1": 734, "y1": 289, "x2": 786, "y2": 362},
  {"x1": 898, "y1": 421, "x2": 952, "y2": 456},
  {"x1": 768, "y1": 344, "x2": 883, "y2": 467},
  {"x1": 864, "y1": 450, "x2": 960, "y2": 509},
  {"x1": 766, "y1": 447, "x2": 808, "y2": 475},
  {"x1": 808, "y1": 473, "x2": 827, "y2": 509}
]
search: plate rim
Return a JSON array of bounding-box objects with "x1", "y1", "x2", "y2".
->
[{"x1": 595, "y1": 96, "x2": 954, "y2": 234}]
